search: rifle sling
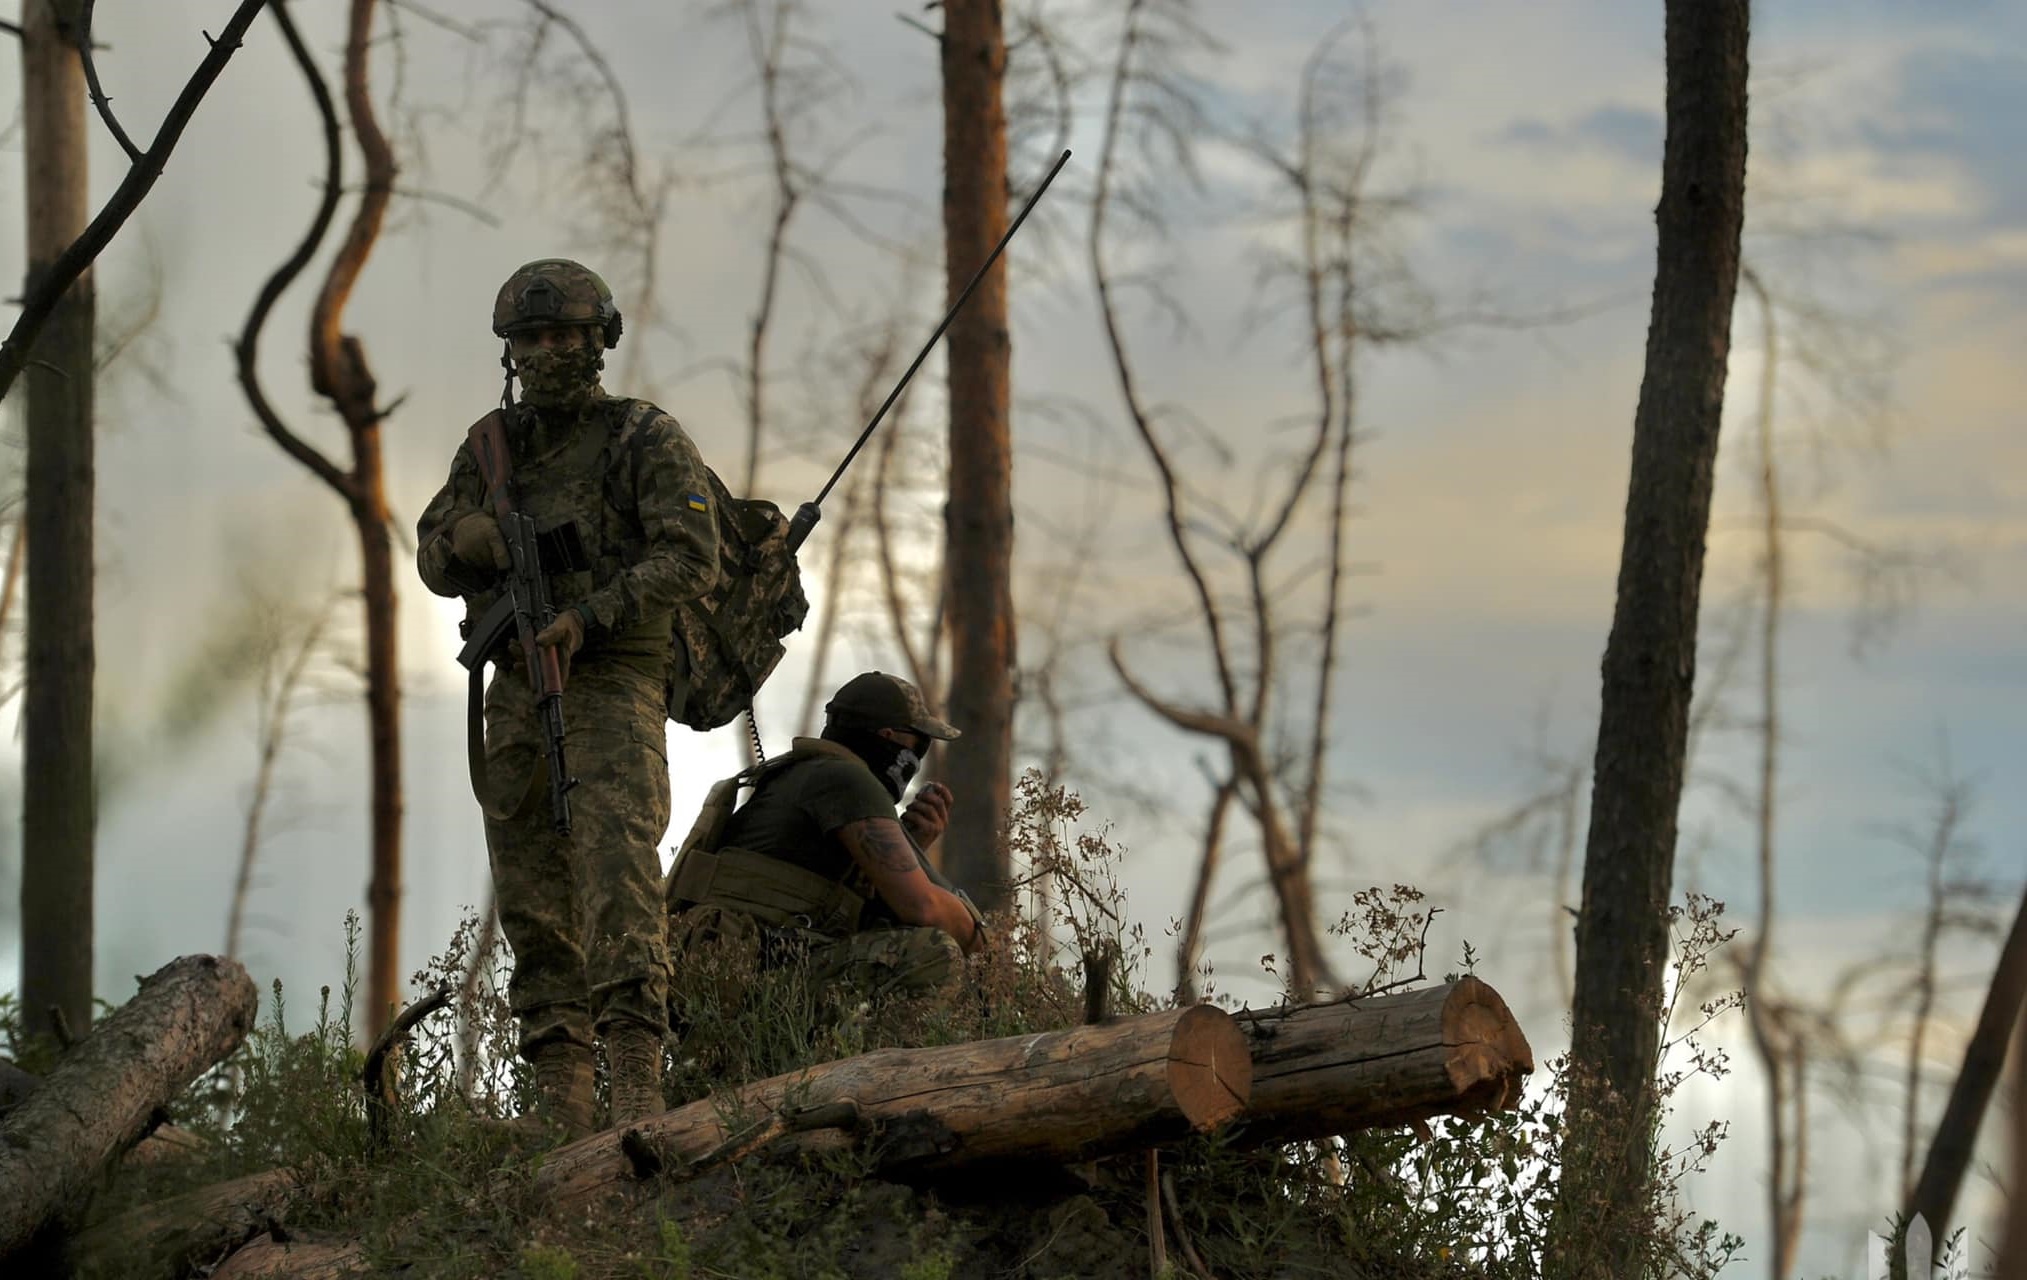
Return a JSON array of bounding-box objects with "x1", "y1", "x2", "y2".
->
[{"x1": 460, "y1": 597, "x2": 525, "y2": 824}]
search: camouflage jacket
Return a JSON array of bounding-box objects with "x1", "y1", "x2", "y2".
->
[{"x1": 416, "y1": 394, "x2": 721, "y2": 663}]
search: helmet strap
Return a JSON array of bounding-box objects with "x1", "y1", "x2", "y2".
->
[{"x1": 499, "y1": 341, "x2": 522, "y2": 427}]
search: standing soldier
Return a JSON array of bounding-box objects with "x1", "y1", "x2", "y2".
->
[{"x1": 417, "y1": 259, "x2": 720, "y2": 1139}]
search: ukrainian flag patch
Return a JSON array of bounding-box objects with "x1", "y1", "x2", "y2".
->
[{"x1": 686, "y1": 492, "x2": 709, "y2": 513}]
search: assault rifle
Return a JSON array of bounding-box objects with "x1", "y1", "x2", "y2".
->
[
  {"x1": 784, "y1": 147, "x2": 1072, "y2": 555},
  {"x1": 456, "y1": 404, "x2": 578, "y2": 836}
]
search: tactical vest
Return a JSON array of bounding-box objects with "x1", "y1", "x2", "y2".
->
[{"x1": 663, "y1": 738, "x2": 876, "y2": 937}]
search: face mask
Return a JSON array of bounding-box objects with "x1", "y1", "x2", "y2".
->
[
  {"x1": 515, "y1": 344, "x2": 603, "y2": 414},
  {"x1": 882, "y1": 748, "x2": 921, "y2": 802}
]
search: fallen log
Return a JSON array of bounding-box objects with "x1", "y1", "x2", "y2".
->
[
  {"x1": 1227, "y1": 975, "x2": 1534, "y2": 1149},
  {"x1": 208, "y1": 1232, "x2": 366, "y2": 1279},
  {"x1": 70, "y1": 1167, "x2": 304, "y2": 1280},
  {"x1": 0, "y1": 1058, "x2": 209, "y2": 1166},
  {"x1": 538, "y1": 1002, "x2": 1252, "y2": 1209},
  {"x1": 0, "y1": 954, "x2": 257, "y2": 1261}
]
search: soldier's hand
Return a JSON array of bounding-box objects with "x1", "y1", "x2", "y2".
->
[
  {"x1": 535, "y1": 608, "x2": 586, "y2": 683},
  {"x1": 451, "y1": 512, "x2": 511, "y2": 571},
  {"x1": 901, "y1": 781, "x2": 953, "y2": 848}
]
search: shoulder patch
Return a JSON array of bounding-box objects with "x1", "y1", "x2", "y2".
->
[{"x1": 686, "y1": 492, "x2": 710, "y2": 513}]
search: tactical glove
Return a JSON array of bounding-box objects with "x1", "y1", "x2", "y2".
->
[
  {"x1": 451, "y1": 513, "x2": 511, "y2": 571},
  {"x1": 535, "y1": 608, "x2": 587, "y2": 683}
]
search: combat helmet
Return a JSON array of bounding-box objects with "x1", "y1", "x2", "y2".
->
[{"x1": 492, "y1": 258, "x2": 624, "y2": 349}]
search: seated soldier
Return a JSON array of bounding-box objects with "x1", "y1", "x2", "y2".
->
[{"x1": 665, "y1": 671, "x2": 986, "y2": 1012}]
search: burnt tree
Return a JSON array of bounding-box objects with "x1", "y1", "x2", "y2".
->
[
  {"x1": 938, "y1": 0, "x2": 1016, "y2": 909},
  {"x1": 18, "y1": 0, "x2": 97, "y2": 1046},
  {"x1": 1547, "y1": 1, "x2": 1751, "y2": 1275}
]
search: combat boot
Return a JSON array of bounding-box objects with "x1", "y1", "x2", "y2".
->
[
  {"x1": 604, "y1": 1022, "x2": 666, "y2": 1129},
  {"x1": 493, "y1": 1039, "x2": 596, "y2": 1144}
]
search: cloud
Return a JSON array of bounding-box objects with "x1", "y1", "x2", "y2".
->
[
  {"x1": 1499, "y1": 103, "x2": 1662, "y2": 169},
  {"x1": 1863, "y1": 49, "x2": 2027, "y2": 227}
]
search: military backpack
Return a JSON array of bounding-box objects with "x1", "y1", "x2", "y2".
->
[{"x1": 608, "y1": 399, "x2": 809, "y2": 731}]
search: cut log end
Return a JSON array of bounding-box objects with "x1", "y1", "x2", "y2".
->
[
  {"x1": 1166, "y1": 1003, "x2": 1252, "y2": 1130},
  {"x1": 1442, "y1": 976, "x2": 1534, "y2": 1111}
]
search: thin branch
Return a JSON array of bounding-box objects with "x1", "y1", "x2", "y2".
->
[
  {"x1": 77, "y1": 0, "x2": 143, "y2": 162},
  {"x1": 895, "y1": 11, "x2": 939, "y2": 42},
  {"x1": 236, "y1": 0, "x2": 354, "y2": 501},
  {"x1": 0, "y1": 0, "x2": 274, "y2": 405}
]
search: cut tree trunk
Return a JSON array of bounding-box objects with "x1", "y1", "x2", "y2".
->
[
  {"x1": 1228, "y1": 976, "x2": 1535, "y2": 1149},
  {"x1": 0, "y1": 954, "x2": 257, "y2": 1261},
  {"x1": 538, "y1": 1003, "x2": 1252, "y2": 1210},
  {"x1": 71, "y1": 1167, "x2": 305, "y2": 1280}
]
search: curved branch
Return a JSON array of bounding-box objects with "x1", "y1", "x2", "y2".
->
[
  {"x1": 363, "y1": 984, "x2": 451, "y2": 1149},
  {"x1": 309, "y1": 0, "x2": 397, "y2": 421},
  {"x1": 1106, "y1": 637, "x2": 1251, "y2": 746},
  {"x1": 78, "y1": 0, "x2": 143, "y2": 162},
  {"x1": 236, "y1": 0, "x2": 354, "y2": 501},
  {"x1": 0, "y1": 0, "x2": 274, "y2": 405}
]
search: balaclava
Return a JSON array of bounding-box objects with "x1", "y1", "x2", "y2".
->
[
  {"x1": 823, "y1": 725, "x2": 923, "y2": 802},
  {"x1": 515, "y1": 341, "x2": 604, "y2": 417}
]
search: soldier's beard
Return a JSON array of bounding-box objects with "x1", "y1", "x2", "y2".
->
[{"x1": 515, "y1": 346, "x2": 604, "y2": 414}]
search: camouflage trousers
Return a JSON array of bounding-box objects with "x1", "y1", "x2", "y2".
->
[
  {"x1": 666, "y1": 903, "x2": 963, "y2": 1021},
  {"x1": 483, "y1": 655, "x2": 672, "y2": 1059}
]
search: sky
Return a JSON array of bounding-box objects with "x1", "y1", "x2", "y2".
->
[{"x1": 2, "y1": 1, "x2": 2024, "y2": 1275}]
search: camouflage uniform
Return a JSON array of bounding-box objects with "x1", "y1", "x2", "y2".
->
[
  {"x1": 418, "y1": 388, "x2": 720, "y2": 1060},
  {"x1": 666, "y1": 734, "x2": 964, "y2": 1016}
]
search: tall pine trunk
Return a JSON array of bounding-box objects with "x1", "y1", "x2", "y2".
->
[
  {"x1": 19, "y1": 0, "x2": 98, "y2": 1043},
  {"x1": 1547, "y1": 2, "x2": 1750, "y2": 1275},
  {"x1": 938, "y1": 0, "x2": 1014, "y2": 909}
]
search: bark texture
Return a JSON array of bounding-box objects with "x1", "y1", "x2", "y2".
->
[
  {"x1": 208, "y1": 1234, "x2": 366, "y2": 1280},
  {"x1": 938, "y1": 0, "x2": 1015, "y2": 909},
  {"x1": 1227, "y1": 977, "x2": 1534, "y2": 1149},
  {"x1": 72, "y1": 1167, "x2": 303, "y2": 1280},
  {"x1": 1550, "y1": 2, "x2": 1750, "y2": 1274},
  {"x1": 1906, "y1": 881, "x2": 2027, "y2": 1257},
  {"x1": 0, "y1": 955, "x2": 258, "y2": 1261},
  {"x1": 20, "y1": 0, "x2": 98, "y2": 1046},
  {"x1": 536, "y1": 1004, "x2": 1250, "y2": 1210}
]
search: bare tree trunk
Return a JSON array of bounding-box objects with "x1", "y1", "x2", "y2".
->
[
  {"x1": 1906, "y1": 881, "x2": 2027, "y2": 1258},
  {"x1": 19, "y1": 0, "x2": 98, "y2": 1047},
  {"x1": 1900, "y1": 778, "x2": 1964, "y2": 1202},
  {"x1": 938, "y1": 0, "x2": 1015, "y2": 910},
  {"x1": 237, "y1": 0, "x2": 405, "y2": 1041},
  {"x1": 1739, "y1": 265, "x2": 1804, "y2": 1280},
  {"x1": 1174, "y1": 776, "x2": 1235, "y2": 1003},
  {"x1": 227, "y1": 600, "x2": 333, "y2": 962},
  {"x1": 2002, "y1": 1010, "x2": 2027, "y2": 1278},
  {"x1": 1548, "y1": 3, "x2": 1750, "y2": 1275}
]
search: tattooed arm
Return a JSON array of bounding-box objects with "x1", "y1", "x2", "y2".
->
[{"x1": 833, "y1": 817, "x2": 984, "y2": 954}]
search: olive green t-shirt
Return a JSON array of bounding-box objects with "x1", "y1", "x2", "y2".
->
[{"x1": 720, "y1": 752, "x2": 896, "y2": 883}]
